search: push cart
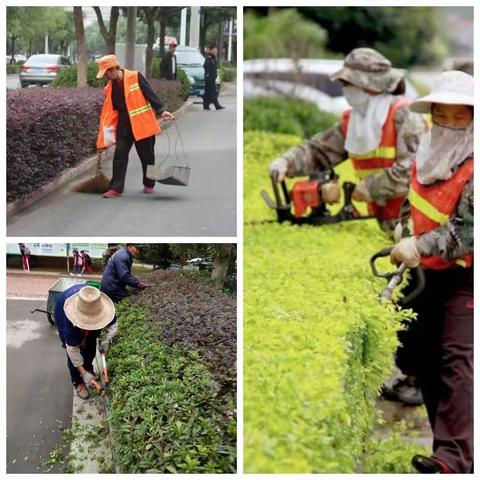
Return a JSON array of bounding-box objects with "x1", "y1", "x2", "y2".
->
[{"x1": 31, "y1": 276, "x2": 101, "y2": 325}]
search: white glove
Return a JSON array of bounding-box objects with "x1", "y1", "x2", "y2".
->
[
  {"x1": 82, "y1": 371, "x2": 95, "y2": 387},
  {"x1": 321, "y1": 181, "x2": 341, "y2": 204},
  {"x1": 99, "y1": 322, "x2": 118, "y2": 353},
  {"x1": 352, "y1": 180, "x2": 372, "y2": 202},
  {"x1": 390, "y1": 237, "x2": 421, "y2": 268},
  {"x1": 393, "y1": 223, "x2": 403, "y2": 243},
  {"x1": 269, "y1": 157, "x2": 288, "y2": 182}
]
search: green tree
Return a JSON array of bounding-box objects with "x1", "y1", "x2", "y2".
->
[
  {"x1": 298, "y1": 6, "x2": 448, "y2": 67},
  {"x1": 244, "y1": 9, "x2": 327, "y2": 60},
  {"x1": 200, "y1": 7, "x2": 236, "y2": 62},
  {"x1": 138, "y1": 244, "x2": 173, "y2": 269},
  {"x1": 93, "y1": 6, "x2": 120, "y2": 54}
]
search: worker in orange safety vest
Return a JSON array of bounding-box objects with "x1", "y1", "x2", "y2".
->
[
  {"x1": 391, "y1": 71, "x2": 473, "y2": 474},
  {"x1": 96, "y1": 54, "x2": 174, "y2": 198}
]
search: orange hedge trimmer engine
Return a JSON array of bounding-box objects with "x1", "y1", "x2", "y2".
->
[{"x1": 261, "y1": 170, "x2": 370, "y2": 225}]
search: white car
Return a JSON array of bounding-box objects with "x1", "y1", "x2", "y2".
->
[{"x1": 244, "y1": 58, "x2": 419, "y2": 115}]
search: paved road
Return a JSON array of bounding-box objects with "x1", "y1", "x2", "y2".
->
[
  {"x1": 8, "y1": 85, "x2": 237, "y2": 236},
  {"x1": 7, "y1": 299, "x2": 73, "y2": 473}
]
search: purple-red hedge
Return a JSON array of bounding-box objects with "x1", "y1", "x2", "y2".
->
[{"x1": 7, "y1": 87, "x2": 104, "y2": 202}]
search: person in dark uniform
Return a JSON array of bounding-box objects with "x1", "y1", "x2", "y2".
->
[
  {"x1": 95, "y1": 55, "x2": 175, "y2": 198},
  {"x1": 160, "y1": 40, "x2": 178, "y2": 80},
  {"x1": 100, "y1": 244, "x2": 147, "y2": 302},
  {"x1": 203, "y1": 44, "x2": 224, "y2": 111}
]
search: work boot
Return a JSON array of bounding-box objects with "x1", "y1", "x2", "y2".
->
[
  {"x1": 412, "y1": 455, "x2": 455, "y2": 473},
  {"x1": 215, "y1": 105, "x2": 225, "y2": 110},
  {"x1": 143, "y1": 187, "x2": 154, "y2": 194},
  {"x1": 381, "y1": 375, "x2": 424, "y2": 406},
  {"x1": 75, "y1": 383, "x2": 90, "y2": 400},
  {"x1": 103, "y1": 189, "x2": 122, "y2": 198}
]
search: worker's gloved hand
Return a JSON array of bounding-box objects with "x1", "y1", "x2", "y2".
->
[
  {"x1": 321, "y1": 181, "x2": 341, "y2": 204},
  {"x1": 269, "y1": 157, "x2": 288, "y2": 183},
  {"x1": 99, "y1": 322, "x2": 118, "y2": 354},
  {"x1": 82, "y1": 371, "x2": 95, "y2": 387},
  {"x1": 352, "y1": 180, "x2": 372, "y2": 202},
  {"x1": 393, "y1": 222, "x2": 404, "y2": 243},
  {"x1": 137, "y1": 282, "x2": 147, "y2": 289},
  {"x1": 161, "y1": 111, "x2": 175, "y2": 121},
  {"x1": 390, "y1": 237, "x2": 421, "y2": 268}
]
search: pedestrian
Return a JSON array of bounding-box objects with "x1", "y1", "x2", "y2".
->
[
  {"x1": 95, "y1": 54, "x2": 175, "y2": 199},
  {"x1": 18, "y1": 243, "x2": 31, "y2": 272},
  {"x1": 72, "y1": 248, "x2": 81, "y2": 274},
  {"x1": 390, "y1": 71, "x2": 473, "y2": 474},
  {"x1": 203, "y1": 44, "x2": 225, "y2": 111},
  {"x1": 100, "y1": 244, "x2": 147, "y2": 302},
  {"x1": 81, "y1": 250, "x2": 93, "y2": 275},
  {"x1": 268, "y1": 48, "x2": 427, "y2": 232},
  {"x1": 160, "y1": 40, "x2": 178, "y2": 80},
  {"x1": 54, "y1": 285, "x2": 117, "y2": 400}
]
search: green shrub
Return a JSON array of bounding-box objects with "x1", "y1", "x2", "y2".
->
[
  {"x1": 108, "y1": 301, "x2": 236, "y2": 473},
  {"x1": 243, "y1": 130, "x2": 415, "y2": 473},
  {"x1": 52, "y1": 63, "x2": 106, "y2": 88},
  {"x1": 7, "y1": 64, "x2": 21, "y2": 74},
  {"x1": 244, "y1": 97, "x2": 338, "y2": 138},
  {"x1": 219, "y1": 64, "x2": 236, "y2": 82}
]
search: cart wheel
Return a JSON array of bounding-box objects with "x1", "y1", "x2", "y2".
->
[{"x1": 47, "y1": 313, "x2": 55, "y2": 326}]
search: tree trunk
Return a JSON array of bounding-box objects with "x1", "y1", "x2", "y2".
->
[
  {"x1": 94, "y1": 6, "x2": 119, "y2": 55},
  {"x1": 144, "y1": 8, "x2": 157, "y2": 78},
  {"x1": 126, "y1": 7, "x2": 137, "y2": 70},
  {"x1": 216, "y1": 22, "x2": 223, "y2": 66},
  {"x1": 211, "y1": 244, "x2": 233, "y2": 288},
  {"x1": 74, "y1": 7, "x2": 87, "y2": 87},
  {"x1": 159, "y1": 19, "x2": 166, "y2": 56},
  {"x1": 10, "y1": 35, "x2": 16, "y2": 64}
]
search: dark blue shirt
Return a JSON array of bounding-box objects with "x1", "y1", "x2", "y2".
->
[
  {"x1": 100, "y1": 247, "x2": 140, "y2": 302},
  {"x1": 55, "y1": 284, "x2": 101, "y2": 347}
]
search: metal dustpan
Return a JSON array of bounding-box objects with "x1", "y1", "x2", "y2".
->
[
  {"x1": 147, "y1": 122, "x2": 191, "y2": 186},
  {"x1": 147, "y1": 164, "x2": 191, "y2": 186}
]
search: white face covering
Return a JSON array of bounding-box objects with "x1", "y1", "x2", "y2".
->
[
  {"x1": 416, "y1": 122, "x2": 473, "y2": 185},
  {"x1": 343, "y1": 85, "x2": 394, "y2": 155}
]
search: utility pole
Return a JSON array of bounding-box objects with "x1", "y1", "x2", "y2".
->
[
  {"x1": 189, "y1": 7, "x2": 200, "y2": 48},
  {"x1": 227, "y1": 18, "x2": 233, "y2": 63},
  {"x1": 44, "y1": 35, "x2": 49, "y2": 54},
  {"x1": 180, "y1": 8, "x2": 187, "y2": 45}
]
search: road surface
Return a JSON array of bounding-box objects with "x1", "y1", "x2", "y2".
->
[
  {"x1": 7, "y1": 299, "x2": 73, "y2": 473},
  {"x1": 8, "y1": 84, "x2": 237, "y2": 236},
  {"x1": 7, "y1": 74, "x2": 20, "y2": 89}
]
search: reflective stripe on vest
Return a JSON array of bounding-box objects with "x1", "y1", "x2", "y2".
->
[
  {"x1": 341, "y1": 98, "x2": 411, "y2": 221},
  {"x1": 96, "y1": 69, "x2": 160, "y2": 148},
  {"x1": 409, "y1": 159, "x2": 473, "y2": 270}
]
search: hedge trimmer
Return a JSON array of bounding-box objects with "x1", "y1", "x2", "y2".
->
[
  {"x1": 370, "y1": 247, "x2": 426, "y2": 305},
  {"x1": 259, "y1": 170, "x2": 373, "y2": 226}
]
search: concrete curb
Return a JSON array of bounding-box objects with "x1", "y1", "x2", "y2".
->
[
  {"x1": 7, "y1": 269, "x2": 102, "y2": 279},
  {"x1": 7, "y1": 101, "x2": 192, "y2": 219}
]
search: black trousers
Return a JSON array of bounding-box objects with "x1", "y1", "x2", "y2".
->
[
  {"x1": 397, "y1": 267, "x2": 473, "y2": 473},
  {"x1": 66, "y1": 333, "x2": 98, "y2": 387},
  {"x1": 203, "y1": 81, "x2": 221, "y2": 109},
  {"x1": 110, "y1": 132, "x2": 156, "y2": 193}
]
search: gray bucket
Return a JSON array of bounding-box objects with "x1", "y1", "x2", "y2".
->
[{"x1": 146, "y1": 164, "x2": 191, "y2": 186}]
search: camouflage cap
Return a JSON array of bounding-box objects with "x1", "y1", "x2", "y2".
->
[{"x1": 330, "y1": 48, "x2": 404, "y2": 93}]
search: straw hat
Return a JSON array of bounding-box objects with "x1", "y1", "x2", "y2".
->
[
  {"x1": 64, "y1": 286, "x2": 115, "y2": 330},
  {"x1": 96, "y1": 54, "x2": 120, "y2": 79},
  {"x1": 409, "y1": 70, "x2": 474, "y2": 113},
  {"x1": 330, "y1": 48, "x2": 404, "y2": 93}
]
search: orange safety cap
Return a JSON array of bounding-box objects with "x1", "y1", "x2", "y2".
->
[{"x1": 96, "y1": 54, "x2": 120, "y2": 79}]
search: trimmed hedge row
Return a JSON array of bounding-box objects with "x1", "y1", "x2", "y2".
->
[
  {"x1": 108, "y1": 301, "x2": 236, "y2": 473},
  {"x1": 243, "y1": 130, "x2": 413, "y2": 472},
  {"x1": 52, "y1": 63, "x2": 106, "y2": 88},
  {"x1": 7, "y1": 87, "x2": 104, "y2": 202},
  {"x1": 244, "y1": 96, "x2": 338, "y2": 138}
]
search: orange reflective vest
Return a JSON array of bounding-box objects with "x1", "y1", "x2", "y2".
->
[
  {"x1": 96, "y1": 69, "x2": 161, "y2": 149},
  {"x1": 341, "y1": 98, "x2": 411, "y2": 221},
  {"x1": 409, "y1": 158, "x2": 473, "y2": 270}
]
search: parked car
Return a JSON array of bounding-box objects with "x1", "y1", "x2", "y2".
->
[
  {"x1": 19, "y1": 54, "x2": 71, "y2": 88},
  {"x1": 244, "y1": 58, "x2": 419, "y2": 115},
  {"x1": 175, "y1": 46, "x2": 221, "y2": 98}
]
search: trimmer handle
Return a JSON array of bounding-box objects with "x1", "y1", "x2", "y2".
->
[{"x1": 370, "y1": 247, "x2": 396, "y2": 279}]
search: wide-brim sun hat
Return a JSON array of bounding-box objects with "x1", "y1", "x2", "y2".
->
[
  {"x1": 409, "y1": 70, "x2": 474, "y2": 113},
  {"x1": 96, "y1": 54, "x2": 120, "y2": 79},
  {"x1": 64, "y1": 286, "x2": 115, "y2": 330},
  {"x1": 330, "y1": 47, "x2": 404, "y2": 93}
]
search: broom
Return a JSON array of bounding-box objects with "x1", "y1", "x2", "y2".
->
[{"x1": 73, "y1": 150, "x2": 111, "y2": 194}]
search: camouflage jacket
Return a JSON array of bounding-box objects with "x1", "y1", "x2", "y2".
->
[
  {"x1": 400, "y1": 177, "x2": 474, "y2": 260},
  {"x1": 278, "y1": 101, "x2": 427, "y2": 203}
]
